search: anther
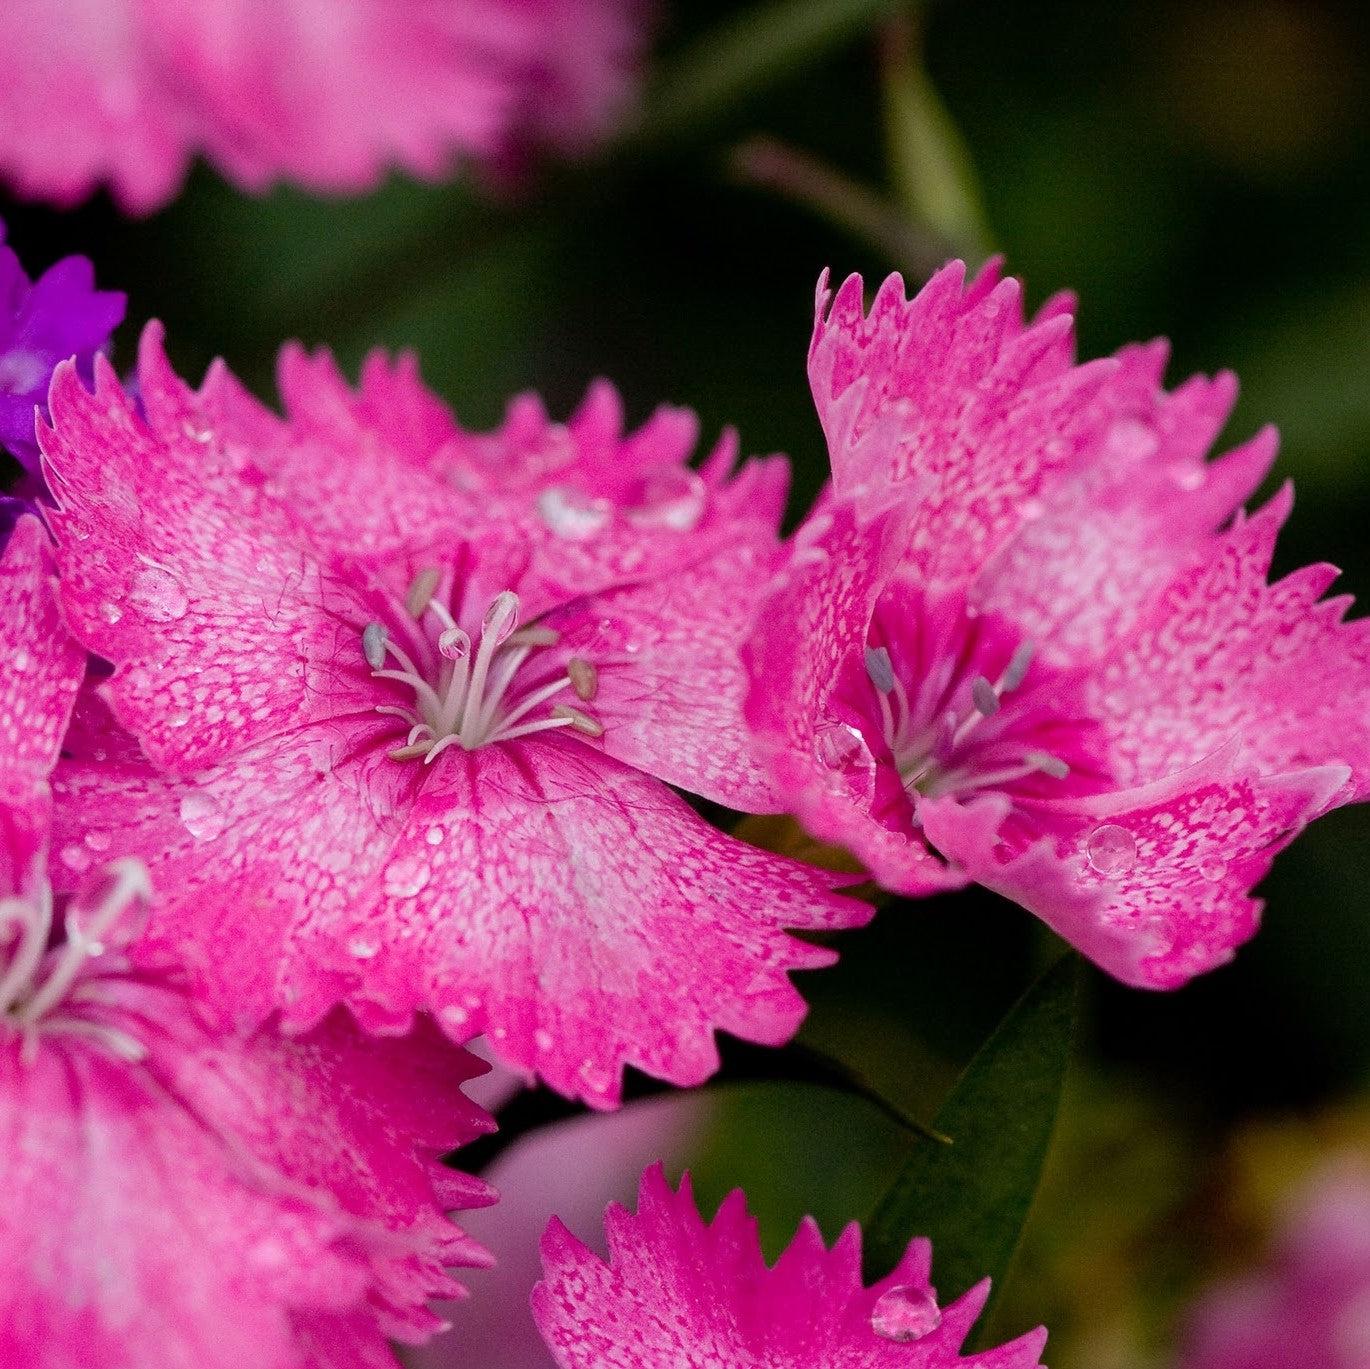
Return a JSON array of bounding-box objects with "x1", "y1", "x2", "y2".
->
[
  {"x1": 507, "y1": 625, "x2": 560, "y2": 648},
  {"x1": 552, "y1": 704, "x2": 604, "y2": 737},
  {"x1": 971, "y1": 676, "x2": 1000, "y2": 717},
  {"x1": 388, "y1": 742, "x2": 433, "y2": 762},
  {"x1": 362, "y1": 622, "x2": 388, "y2": 670},
  {"x1": 1002, "y1": 641, "x2": 1035, "y2": 692},
  {"x1": 567, "y1": 657, "x2": 598, "y2": 701},
  {"x1": 405, "y1": 567, "x2": 443, "y2": 618},
  {"x1": 864, "y1": 646, "x2": 895, "y2": 693}
]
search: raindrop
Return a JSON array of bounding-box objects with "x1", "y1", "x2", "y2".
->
[
  {"x1": 624, "y1": 466, "x2": 707, "y2": 532},
  {"x1": 482, "y1": 591, "x2": 520, "y2": 646},
  {"x1": 812, "y1": 721, "x2": 867, "y2": 772},
  {"x1": 537, "y1": 486, "x2": 612, "y2": 540},
  {"x1": 60, "y1": 843, "x2": 92, "y2": 873},
  {"x1": 83, "y1": 829, "x2": 112, "y2": 852},
  {"x1": 425, "y1": 825, "x2": 445, "y2": 846},
  {"x1": 439, "y1": 1004, "x2": 470, "y2": 1033},
  {"x1": 534, "y1": 1028, "x2": 555, "y2": 1053},
  {"x1": 97, "y1": 601, "x2": 123, "y2": 625},
  {"x1": 128, "y1": 566, "x2": 188, "y2": 623},
  {"x1": 1086, "y1": 823, "x2": 1137, "y2": 877},
  {"x1": 438, "y1": 626, "x2": 470, "y2": 661},
  {"x1": 178, "y1": 790, "x2": 225, "y2": 842},
  {"x1": 870, "y1": 1286, "x2": 942, "y2": 1343}
]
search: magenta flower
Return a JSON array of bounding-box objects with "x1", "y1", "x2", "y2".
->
[
  {"x1": 745, "y1": 262, "x2": 1369, "y2": 988},
  {"x1": 0, "y1": 226, "x2": 124, "y2": 538},
  {"x1": 0, "y1": 514, "x2": 495, "y2": 1368},
  {"x1": 533, "y1": 1163, "x2": 1049, "y2": 1367},
  {"x1": 1176, "y1": 1161, "x2": 1370, "y2": 1369},
  {"x1": 41, "y1": 329, "x2": 864, "y2": 1107},
  {"x1": 0, "y1": 0, "x2": 644, "y2": 214}
]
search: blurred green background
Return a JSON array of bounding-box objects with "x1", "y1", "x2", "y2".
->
[{"x1": 7, "y1": 2, "x2": 1368, "y2": 1364}]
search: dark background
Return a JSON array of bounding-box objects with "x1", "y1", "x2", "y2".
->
[{"x1": 8, "y1": 3, "x2": 1367, "y2": 1363}]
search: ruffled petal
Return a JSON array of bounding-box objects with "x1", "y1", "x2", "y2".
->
[{"x1": 532, "y1": 1164, "x2": 1049, "y2": 1367}]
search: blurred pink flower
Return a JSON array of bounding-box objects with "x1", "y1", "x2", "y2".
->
[
  {"x1": 532, "y1": 1163, "x2": 1049, "y2": 1367},
  {"x1": 745, "y1": 262, "x2": 1369, "y2": 988},
  {"x1": 1176, "y1": 1161, "x2": 1370, "y2": 1369},
  {"x1": 41, "y1": 327, "x2": 865, "y2": 1108},
  {"x1": 0, "y1": 0, "x2": 644, "y2": 213},
  {"x1": 0, "y1": 515, "x2": 495, "y2": 1368}
]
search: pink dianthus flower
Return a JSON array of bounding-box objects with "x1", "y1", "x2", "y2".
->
[
  {"x1": 0, "y1": 0, "x2": 644, "y2": 213},
  {"x1": 1176, "y1": 1161, "x2": 1370, "y2": 1369},
  {"x1": 744, "y1": 262, "x2": 1369, "y2": 988},
  {"x1": 41, "y1": 328, "x2": 865, "y2": 1107},
  {"x1": 533, "y1": 1163, "x2": 1049, "y2": 1367},
  {"x1": 0, "y1": 515, "x2": 496, "y2": 1367}
]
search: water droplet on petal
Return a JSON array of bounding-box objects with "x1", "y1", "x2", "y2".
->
[
  {"x1": 128, "y1": 566, "x2": 188, "y2": 622},
  {"x1": 83, "y1": 829, "x2": 111, "y2": 852},
  {"x1": 537, "y1": 486, "x2": 612, "y2": 539},
  {"x1": 439, "y1": 1004, "x2": 470, "y2": 1033},
  {"x1": 482, "y1": 591, "x2": 520, "y2": 646},
  {"x1": 1086, "y1": 823, "x2": 1137, "y2": 877},
  {"x1": 60, "y1": 842, "x2": 92, "y2": 873},
  {"x1": 1199, "y1": 856, "x2": 1226, "y2": 882},
  {"x1": 383, "y1": 857, "x2": 430, "y2": 899},
  {"x1": 179, "y1": 790, "x2": 225, "y2": 842},
  {"x1": 97, "y1": 601, "x2": 123, "y2": 625},
  {"x1": 624, "y1": 465, "x2": 707, "y2": 532},
  {"x1": 425, "y1": 825, "x2": 445, "y2": 846},
  {"x1": 871, "y1": 1285, "x2": 942, "y2": 1342},
  {"x1": 1167, "y1": 459, "x2": 1206, "y2": 491},
  {"x1": 813, "y1": 721, "x2": 867, "y2": 772},
  {"x1": 534, "y1": 1028, "x2": 555, "y2": 1052},
  {"x1": 438, "y1": 626, "x2": 470, "y2": 661}
]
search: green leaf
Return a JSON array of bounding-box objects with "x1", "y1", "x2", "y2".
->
[
  {"x1": 862, "y1": 953, "x2": 1080, "y2": 1328},
  {"x1": 879, "y1": 14, "x2": 994, "y2": 260},
  {"x1": 639, "y1": 0, "x2": 913, "y2": 145}
]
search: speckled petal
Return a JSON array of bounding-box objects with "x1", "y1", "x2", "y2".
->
[{"x1": 532, "y1": 1164, "x2": 1049, "y2": 1368}]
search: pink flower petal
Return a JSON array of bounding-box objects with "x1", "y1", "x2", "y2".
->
[{"x1": 532, "y1": 1164, "x2": 1049, "y2": 1367}]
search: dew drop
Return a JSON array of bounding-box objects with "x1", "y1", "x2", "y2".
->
[
  {"x1": 1086, "y1": 823, "x2": 1137, "y2": 877},
  {"x1": 1199, "y1": 856, "x2": 1226, "y2": 882},
  {"x1": 83, "y1": 829, "x2": 112, "y2": 852},
  {"x1": 870, "y1": 1285, "x2": 942, "y2": 1343},
  {"x1": 438, "y1": 626, "x2": 470, "y2": 661},
  {"x1": 425, "y1": 825, "x2": 445, "y2": 846},
  {"x1": 537, "y1": 486, "x2": 612, "y2": 540},
  {"x1": 482, "y1": 591, "x2": 520, "y2": 646},
  {"x1": 128, "y1": 566, "x2": 188, "y2": 623},
  {"x1": 439, "y1": 1004, "x2": 470, "y2": 1033},
  {"x1": 60, "y1": 842, "x2": 92, "y2": 873},
  {"x1": 178, "y1": 790, "x2": 225, "y2": 842},
  {"x1": 624, "y1": 465, "x2": 707, "y2": 532},
  {"x1": 534, "y1": 1028, "x2": 555, "y2": 1052},
  {"x1": 166, "y1": 711, "x2": 190, "y2": 729},
  {"x1": 383, "y1": 857, "x2": 430, "y2": 899},
  {"x1": 97, "y1": 601, "x2": 123, "y2": 625},
  {"x1": 812, "y1": 721, "x2": 867, "y2": 772}
]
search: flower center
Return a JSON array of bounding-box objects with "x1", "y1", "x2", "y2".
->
[
  {"x1": 0, "y1": 858, "x2": 151, "y2": 1062},
  {"x1": 865, "y1": 639, "x2": 1072, "y2": 800},
  {"x1": 363, "y1": 570, "x2": 604, "y2": 763}
]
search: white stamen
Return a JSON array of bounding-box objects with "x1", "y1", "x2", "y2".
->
[{"x1": 364, "y1": 586, "x2": 605, "y2": 758}]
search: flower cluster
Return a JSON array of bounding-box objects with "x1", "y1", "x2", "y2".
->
[
  {"x1": 4, "y1": 221, "x2": 1366, "y2": 1362},
  {"x1": 0, "y1": 0, "x2": 644, "y2": 213}
]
